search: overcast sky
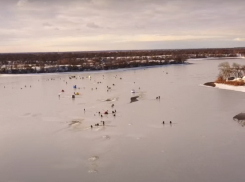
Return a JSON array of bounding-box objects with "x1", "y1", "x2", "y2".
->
[{"x1": 0, "y1": 0, "x2": 245, "y2": 52}]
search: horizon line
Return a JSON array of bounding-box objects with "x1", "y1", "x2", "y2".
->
[{"x1": 0, "y1": 46, "x2": 245, "y2": 54}]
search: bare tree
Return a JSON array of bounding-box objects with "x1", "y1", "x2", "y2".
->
[
  {"x1": 232, "y1": 63, "x2": 242, "y2": 78},
  {"x1": 218, "y1": 62, "x2": 232, "y2": 79}
]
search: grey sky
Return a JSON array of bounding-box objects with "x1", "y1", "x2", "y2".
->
[{"x1": 0, "y1": 0, "x2": 245, "y2": 52}]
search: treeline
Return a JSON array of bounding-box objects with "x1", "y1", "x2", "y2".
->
[
  {"x1": 1, "y1": 60, "x2": 185, "y2": 74},
  {"x1": 0, "y1": 47, "x2": 244, "y2": 64},
  {"x1": 0, "y1": 47, "x2": 245, "y2": 74}
]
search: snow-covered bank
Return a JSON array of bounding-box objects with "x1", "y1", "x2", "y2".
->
[
  {"x1": 188, "y1": 57, "x2": 245, "y2": 61},
  {"x1": 215, "y1": 83, "x2": 245, "y2": 92}
]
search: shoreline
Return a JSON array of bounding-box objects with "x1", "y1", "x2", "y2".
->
[
  {"x1": 0, "y1": 62, "x2": 189, "y2": 77},
  {"x1": 190, "y1": 57, "x2": 245, "y2": 61},
  {"x1": 1, "y1": 56, "x2": 244, "y2": 75},
  {"x1": 0, "y1": 62, "x2": 186, "y2": 75},
  {"x1": 215, "y1": 83, "x2": 245, "y2": 92},
  {"x1": 203, "y1": 82, "x2": 245, "y2": 93}
]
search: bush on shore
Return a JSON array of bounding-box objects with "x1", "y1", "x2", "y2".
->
[{"x1": 215, "y1": 76, "x2": 245, "y2": 86}]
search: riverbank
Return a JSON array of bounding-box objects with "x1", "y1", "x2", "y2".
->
[
  {"x1": 204, "y1": 82, "x2": 245, "y2": 92},
  {"x1": 0, "y1": 61, "x2": 188, "y2": 75},
  {"x1": 215, "y1": 83, "x2": 245, "y2": 92}
]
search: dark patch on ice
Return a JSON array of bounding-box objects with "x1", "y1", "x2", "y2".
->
[
  {"x1": 233, "y1": 113, "x2": 245, "y2": 120},
  {"x1": 204, "y1": 82, "x2": 216, "y2": 87},
  {"x1": 233, "y1": 113, "x2": 245, "y2": 126},
  {"x1": 69, "y1": 120, "x2": 82, "y2": 126},
  {"x1": 32, "y1": 113, "x2": 42, "y2": 117},
  {"x1": 130, "y1": 96, "x2": 139, "y2": 103},
  {"x1": 102, "y1": 97, "x2": 118, "y2": 102},
  {"x1": 23, "y1": 113, "x2": 31, "y2": 116}
]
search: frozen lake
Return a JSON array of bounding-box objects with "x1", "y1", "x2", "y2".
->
[{"x1": 1, "y1": 58, "x2": 245, "y2": 182}]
